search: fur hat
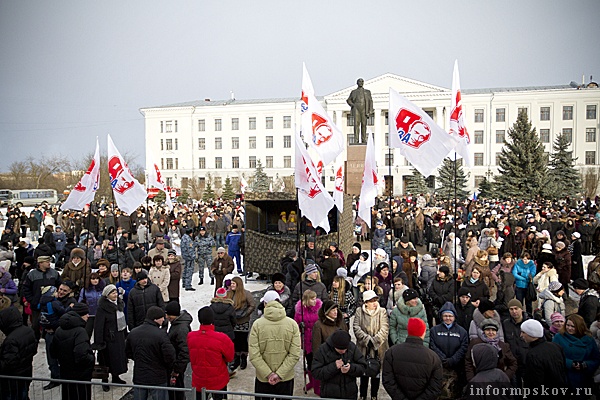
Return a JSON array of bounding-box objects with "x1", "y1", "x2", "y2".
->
[
  {"x1": 70, "y1": 247, "x2": 85, "y2": 260},
  {"x1": 322, "y1": 300, "x2": 338, "y2": 315},
  {"x1": 271, "y1": 272, "x2": 286, "y2": 285},
  {"x1": 402, "y1": 288, "x2": 419, "y2": 302},
  {"x1": 478, "y1": 299, "x2": 495, "y2": 314},
  {"x1": 96, "y1": 258, "x2": 110, "y2": 268}
]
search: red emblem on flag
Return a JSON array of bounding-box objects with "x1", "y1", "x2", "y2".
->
[
  {"x1": 311, "y1": 113, "x2": 334, "y2": 146},
  {"x1": 108, "y1": 156, "x2": 135, "y2": 194},
  {"x1": 450, "y1": 90, "x2": 470, "y2": 143},
  {"x1": 74, "y1": 159, "x2": 96, "y2": 192},
  {"x1": 395, "y1": 108, "x2": 431, "y2": 149}
]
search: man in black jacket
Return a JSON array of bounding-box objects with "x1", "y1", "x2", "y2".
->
[
  {"x1": 127, "y1": 271, "x2": 164, "y2": 331},
  {"x1": 0, "y1": 306, "x2": 38, "y2": 399},
  {"x1": 312, "y1": 330, "x2": 366, "y2": 399},
  {"x1": 520, "y1": 319, "x2": 567, "y2": 389},
  {"x1": 383, "y1": 318, "x2": 442, "y2": 400},
  {"x1": 454, "y1": 287, "x2": 475, "y2": 332},
  {"x1": 165, "y1": 302, "x2": 192, "y2": 400},
  {"x1": 501, "y1": 298, "x2": 532, "y2": 388},
  {"x1": 126, "y1": 306, "x2": 176, "y2": 399},
  {"x1": 124, "y1": 240, "x2": 145, "y2": 270},
  {"x1": 573, "y1": 278, "x2": 600, "y2": 327}
]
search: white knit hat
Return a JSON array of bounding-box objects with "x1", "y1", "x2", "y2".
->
[
  {"x1": 260, "y1": 290, "x2": 280, "y2": 305},
  {"x1": 521, "y1": 319, "x2": 544, "y2": 338}
]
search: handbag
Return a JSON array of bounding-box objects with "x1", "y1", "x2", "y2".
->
[
  {"x1": 91, "y1": 351, "x2": 109, "y2": 380},
  {"x1": 487, "y1": 246, "x2": 498, "y2": 256},
  {"x1": 525, "y1": 277, "x2": 537, "y2": 302},
  {"x1": 363, "y1": 340, "x2": 381, "y2": 377}
]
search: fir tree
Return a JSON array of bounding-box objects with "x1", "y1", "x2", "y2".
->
[
  {"x1": 154, "y1": 190, "x2": 166, "y2": 204},
  {"x1": 495, "y1": 110, "x2": 547, "y2": 200},
  {"x1": 547, "y1": 131, "x2": 582, "y2": 199},
  {"x1": 405, "y1": 168, "x2": 429, "y2": 195},
  {"x1": 436, "y1": 158, "x2": 469, "y2": 200},
  {"x1": 250, "y1": 159, "x2": 270, "y2": 192},
  {"x1": 477, "y1": 177, "x2": 495, "y2": 199},
  {"x1": 222, "y1": 177, "x2": 235, "y2": 200},
  {"x1": 202, "y1": 180, "x2": 215, "y2": 201},
  {"x1": 178, "y1": 190, "x2": 190, "y2": 204}
]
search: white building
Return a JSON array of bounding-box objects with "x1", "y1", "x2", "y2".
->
[{"x1": 141, "y1": 74, "x2": 599, "y2": 195}]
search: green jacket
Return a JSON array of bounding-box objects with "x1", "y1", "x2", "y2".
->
[
  {"x1": 389, "y1": 297, "x2": 430, "y2": 346},
  {"x1": 249, "y1": 301, "x2": 301, "y2": 383}
]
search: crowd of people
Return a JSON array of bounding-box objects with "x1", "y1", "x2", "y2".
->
[{"x1": 0, "y1": 194, "x2": 599, "y2": 399}]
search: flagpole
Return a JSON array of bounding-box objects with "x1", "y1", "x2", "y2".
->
[
  {"x1": 453, "y1": 152, "x2": 458, "y2": 304},
  {"x1": 389, "y1": 146, "x2": 395, "y2": 307},
  {"x1": 296, "y1": 188, "x2": 300, "y2": 254}
]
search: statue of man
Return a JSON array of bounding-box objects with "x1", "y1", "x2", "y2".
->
[{"x1": 346, "y1": 78, "x2": 374, "y2": 143}]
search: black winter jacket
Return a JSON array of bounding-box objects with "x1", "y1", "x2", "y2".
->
[
  {"x1": 578, "y1": 289, "x2": 599, "y2": 327},
  {"x1": 429, "y1": 303, "x2": 469, "y2": 368},
  {"x1": 94, "y1": 297, "x2": 128, "y2": 375},
  {"x1": 311, "y1": 336, "x2": 366, "y2": 399},
  {"x1": 22, "y1": 267, "x2": 62, "y2": 308},
  {"x1": 382, "y1": 337, "x2": 443, "y2": 400},
  {"x1": 126, "y1": 320, "x2": 176, "y2": 385},
  {"x1": 49, "y1": 311, "x2": 95, "y2": 380},
  {"x1": 127, "y1": 281, "x2": 165, "y2": 330},
  {"x1": 467, "y1": 343, "x2": 512, "y2": 400},
  {"x1": 210, "y1": 297, "x2": 236, "y2": 340},
  {"x1": 454, "y1": 300, "x2": 475, "y2": 332},
  {"x1": 429, "y1": 276, "x2": 455, "y2": 308},
  {"x1": 0, "y1": 306, "x2": 38, "y2": 377},
  {"x1": 168, "y1": 311, "x2": 192, "y2": 374},
  {"x1": 523, "y1": 337, "x2": 567, "y2": 388},
  {"x1": 502, "y1": 313, "x2": 532, "y2": 369}
]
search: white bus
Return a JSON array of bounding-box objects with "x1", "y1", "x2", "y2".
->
[{"x1": 3, "y1": 189, "x2": 59, "y2": 207}]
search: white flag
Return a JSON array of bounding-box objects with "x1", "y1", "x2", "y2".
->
[
  {"x1": 358, "y1": 132, "x2": 378, "y2": 228},
  {"x1": 294, "y1": 131, "x2": 333, "y2": 232},
  {"x1": 301, "y1": 63, "x2": 344, "y2": 166},
  {"x1": 269, "y1": 182, "x2": 273, "y2": 193},
  {"x1": 61, "y1": 138, "x2": 100, "y2": 211},
  {"x1": 333, "y1": 160, "x2": 344, "y2": 214},
  {"x1": 279, "y1": 180, "x2": 285, "y2": 192},
  {"x1": 448, "y1": 60, "x2": 473, "y2": 166},
  {"x1": 389, "y1": 88, "x2": 459, "y2": 177},
  {"x1": 107, "y1": 134, "x2": 147, "y2": 215},
  {"x1": 146, "y1": 150, "x2": 173, "y2": 211}
]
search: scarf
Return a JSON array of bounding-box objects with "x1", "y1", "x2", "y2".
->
[
  {"x1": 481, "y1": 333, "x2": 502, "y2": 351},
  {"x1": 470, "y1": 277, "x2": 479, "y2": 284},
  {"x1": 362, "y1": 304, "x2": 380, "y2": 336},
  {"x1": 110, "y1": 298, "x2": 127, "y2": 331}
]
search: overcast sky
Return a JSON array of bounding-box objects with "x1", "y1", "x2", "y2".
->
[{"x1": 1, "y1": 0, "x2": 598, "y2": 172}]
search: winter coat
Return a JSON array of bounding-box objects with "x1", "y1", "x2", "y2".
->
[
  {"x1": 554, "y1": 248, "x2": 572, "y2": 283},
  {"x1": 537, "y1": 288, "x2": 566, "y2": 326},
  {"x1": 382, "y1": 336, "x2": 443, "y2": 400},
  {"x1": 78, "y1": 281, "x2": 105, "y2": 316},
  {"x1": 311, "y1": 306, "x2": 348, "y2": 353},
  {"x1": 266, "y1": 284, "x2": 292, "y2": 316},
  {"x1": 533, "y1": 267, "x2": 559, "y2": 293},
  {"x1": 345, "y1": 251, "x2": 360, "y2": 273},
  {"x1": 210, "y1": 297, "x2": 236, "y2": 340},
  {"x1": 0, "y1": 272, "x2": 18, "y2": 301},
  {"x1": 294, "y1": 298, "x2": 322, "y2": 354},
  {"x1": 93, "y1": 297, "x2": 127, "y2": 375},
  {"x1": 418, "y1": 259, "x2": 438, "y2": 290},
  {"x1": 319, "y1": 257, "x2": 339, "y2": 289},
  {"x1": 491, "y1": 258, "x2": 514, "y2": 283},
  {"x1": 232, "y1": 289, "x2": 256, "y2": 326},
  {"x1": 167, "y1": 257, "x2": 181, "y2": 299},
  {"x1": 22, "y1": 267, "x2": 62, "y2": 308},
  {"x1": 168, "y1": 311, "x2": 192, "y2": 375},
  {"x1": 512, "y1": 259, "x2": 536, "y2": 289},
  {"x1": 61, "y1": 259, "x2": 92, "y2": 292},
  {"x1": 210, "y1": 254, "x2": 235, "y2": 277},
  {"x1": 125, "y1": 319, "x2": 176, "y2": 385},
  {"x1": 248, "y1": 300, "x2": 301, "y2": 383},
  {"x1": 123, "y1": 246, "x2": 145, "y2": 270},
  {"x1": 284, "y1": 257, "x2": 304, "y2": 291},
  {"x1": 291, "y1": 277, "x2": 328, "y2": 309},
  {"x1": 553, "y1": 332, "x2": 600, "y2": 389},
  {"x1": 149, "y1": 265, "x2": 170, "y2": 302},
  {"x1": 312, "y1": 336, "x2": 366, "y2": 399},
  {"x1": 389, "y1": 297, "x2": 429, "y2": 346},
  {"x1": 467, "y1": 344, "x2": 512, "y2": 400},
  {"x1": 461, "y1": 278, "x2": 490, "y2": 303},
  {"x1": 50, "y1": 311, "x2": 95, "y2": 380},
  {"x1": 353, "y1": 303, "x2": 389, "y2": 367},
  {"x1": 350, "y1": 259, "x2": 371, "y2": 287},
  {"x1": 465, "y1": 337, "x2": 518, "y2": 381},
  {"x1": 127, "y1": 281, "x2": 165, "y2": 330},
  {"x1": 469, "y1": 308, "x2": 505, "y2": 342},
  {"x1": 523, "y1": 337, "x2": 567, "y2": 388},
  {"x1": 429, "y1": 302, "x2": 469, "y2": 368},
  {"x1": 454, "y1": 300, "x2": 475, "y2": 332},
  {"x1": 187, "y1": 324, "x2": 234, "y2": 391},
  {"x1": 429, "y1": 275, "x2": 455, "y2": 308},
  {"x1": 578, "y1": 289, "x2": 600, "y2": 327},
  {"x1": 570, "y1": 239, "x2": 584, "y2": 280},
  {"x1": 0, "y1": 306, "x2": 38, "y2": 378}
]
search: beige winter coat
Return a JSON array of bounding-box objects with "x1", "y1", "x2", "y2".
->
[
  {"x1": 353, "y1": 304, "x2": 389, "y2": 364},
  {"x1": 149, "y1": 265, "x2": 170, "y2": 302}
]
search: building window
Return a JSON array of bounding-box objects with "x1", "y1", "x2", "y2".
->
[
  {"x1": 283, "y1": 116, "x2": 291, "y2": 128},
  {"x1": 385, "y1": 153, "x2": 394, "y2": 166},
  {"x1": 232, "y1": 118, "x2": 239, "y2": 130},
  {"x1": 266, "y1": 136, "x2": 274, "y2": 148},
  {"x1": 232, "y1": 137, "x2": 239, "y2": 149},
  {"x1": 166, "y1": 177, "x2": 172, "y2": 187},
  {"x1": 215, "y1": 137, "x2": 222, "y2": 149},
  {"x1": 215, "y1": 119, "x2": 222, "y2": 131},
  {"x1": 175, "y1": 158, "x2": 178, "y2": 169},
  {"x1": 367, "y1": 113, "x2": 375, "y2": 126},
  {"x1": 266, "y1": 117, "x2": 273, "y2": 129},
  {"x1": 540, "y1": 107, "x2": 551, "y2": 121},
  {"x1": 562, "y1": 128, "x2": 572, "y2": 143},
  {"x1": 231, "y1": 177, "x2": 239, "y2": 189},
  {"x1": 496, "y1": 108, "x2": 505, "y2": 122},
  {"x1": 384, "y1": 112, "x2": 389, "y2": 126},
  {"x1": 347, "y1": 134, "x2": 356, "y2": 145},
  {"x1": 284, "y1": 156, "x2": 291, "y2": 168},
  {"x1": 266, "y1": 156, "x2": 273, "y2": 168},
  {"x1": 166, "y1": 158, "x2": 173, "y2": 170},
  {"x1": 198, "y1": 138, "x2": 205, "y2": 150},
  {"x1": 586, "y1": 151, "x2": 596, "y2": 165},
  {"x1": 232, "y1": 157, "x2": 239, "y2": 169},
  {"x1": 474, "y1": 153, "x2": 484, "y2": 166},
  {"x1": 165, "y1": 121, "x2": 173, "y2": 133},
  {"x1": 518, "y1": 107, "x2": 528, "y2": 117},
  {"x1": 562, "y1": 106, "x2": 573, "y2": 120},
  {"x1": 249, "y1": 156, "x2": 257, "y2": 169},
  {"x1": 198, "y1": 158, "x2": 205, "y2": 169},
  {"x1": 540, "y1": 129, "x2": 550, "y2": 143},
  {"x1": 181, "y1": 177, "x2": 188, "y2": 189},
  {"x1": 385, "y1": 132, "x2": 389, "y2": 147},
  {"x1": 425, "y1": 110, "x2": 434, "y2": 119},
  {"x1": 215, "y1": 157, "x2": 222, "y2": 169},
  {"x1": 474, "y1": 109, "x2": 484, "y2": 123},
  {"x1": 474, "y1": 130, "x2": 484, "y2": 144},
  {"x1": 161, "y1": 158, "x2": 164, "y2": 169},
  {"x1": 198, "y1": 119, "x2": 205, "y2": 132},
  {"x1": 175, "y1": 121, "x2": 178, "y2": 133},
  {"x1": 166, "y1": 139, "x2": 173, "y2": 150},
  {"x1": 586, "y1": 128, "x2": 597, "y2": 142},
  {"x1": 495, "y1": 130, "x2": 505, "y2": 144},
  {"x1": 160, "y1": 139, "x2": 164, "y2": 151},
  {"x1": 214, "y1": 177, "x2": 222, "y2": 189},
  {"x1": 249, "y1": 136, "x2": 256, "y2": 149},
  {"x1": 174, "y1": 139, "x2": 178, "y2": 150},
  {"x1": 347, "y1": 114, "x2": 354, "y2": 126},
  {"x1": 587, "y1": 105, "x2": 597, "y2": 120},
  {"x1": 283, "y1": 135, "x2": 291, "y2": 148},
  {"x1": 249, "y1": 117, "x2": 256, "y2": 130},
  {"x1": 160, "y1": 121, "x2": 163, "y2": 133}
]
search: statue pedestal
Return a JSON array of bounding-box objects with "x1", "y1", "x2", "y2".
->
[{"x1": 345, "y1": 144, "x2": 367, "y2": 196}]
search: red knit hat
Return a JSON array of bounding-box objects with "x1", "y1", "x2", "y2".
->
[{"x1": 407, "y1": 318, "x2": 426, "y2": 338}]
